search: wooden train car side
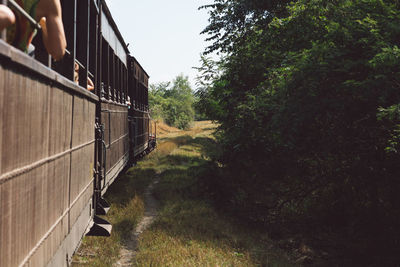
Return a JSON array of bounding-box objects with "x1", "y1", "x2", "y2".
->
[
  {"x1": 0, "y1": 41, "x2": 97, "y2": 267},
  {"x1": 0, "y1": 0, "x2": 155, "y2": 266},
  {"x1": 128, "y1": 56, "x2": 151, "y2": 157},
  {"x1": 98, "y1": 3, "x2": 131, "y2": 194}
]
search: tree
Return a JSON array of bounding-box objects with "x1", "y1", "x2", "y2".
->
[
  {"x1": 199, "y1": 0, "x2": 400, "y2": 263},
  {"x1": 149, "y1": 74, "x2": 195, "y2": 129}
]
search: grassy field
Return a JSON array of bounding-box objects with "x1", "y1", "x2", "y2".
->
[{"x1": 72, "y1": 121, "x2": 293, "y2": 266}]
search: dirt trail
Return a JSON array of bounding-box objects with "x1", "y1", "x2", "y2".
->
[
  {"x1": 114, "y1": 177, "x2": 160, "y2": 266},
  {"x1": 114, "y1": 121, "x2": 216, "y2": 266}
]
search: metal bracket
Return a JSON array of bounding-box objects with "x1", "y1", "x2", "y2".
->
[
  {"x1": 95, "y1": 197, "x2": 110, "y2": 215},
  {"x1": 86, "y1": 215, "x2": 112, "y2": 237}
]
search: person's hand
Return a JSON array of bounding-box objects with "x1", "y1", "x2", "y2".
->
[
  {"x1": 39, "y1": 17, "x2": 47, "y2": 32},
  {"x1": 0, "y1": 4, "x2": 15, "y2": 31}
]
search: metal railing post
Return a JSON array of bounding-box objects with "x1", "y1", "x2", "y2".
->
[{"x1": 1, "y1": 0, "x2": 8, "y2": 40}]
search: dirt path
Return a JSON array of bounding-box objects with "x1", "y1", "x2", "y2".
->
[{"x1": 114, "y1": 177, "x2": 160, "y2": 266}]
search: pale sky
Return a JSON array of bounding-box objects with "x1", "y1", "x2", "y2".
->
[{"x1": 105, "y1": 0, "x2": 214, "y2": 88}]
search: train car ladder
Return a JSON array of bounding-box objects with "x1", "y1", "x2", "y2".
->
[{"x1": 86, "y1": 120, "x2": 112, "y2": 236}]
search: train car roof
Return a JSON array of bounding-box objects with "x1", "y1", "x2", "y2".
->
[
  {"x1": 100, "y1": 0, "x2": 130, "y2": 55},
  {"x1": 130, "y1": 55, "x2": 150, "y2": 78}
]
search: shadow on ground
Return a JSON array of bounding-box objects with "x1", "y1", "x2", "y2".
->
[{"x1": 132, "y1": 134, "x2": 293, "y2": 266}]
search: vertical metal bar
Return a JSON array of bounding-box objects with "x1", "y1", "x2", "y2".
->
[
  {"x1": 76, "y1": 0, "x2": 89, "y2": 88},
  {"x1": 117, "y1": 61, "x2": 120, "y2": 102},
  {"x1": 97, "y1": 4, "x2": 102, "y2": 98},
  {"x1": 107, "y1": 45, "x2": 110, "y2": 99},
  {"x1": 93, "y1": 1, "x2": 99, "y2": 95},
  {"x1": 1, "y1": 0, "x2": 8, "y2": 40},
  {"x1": 85, "y1": 0, "x2": 90, "y2": 88},
  {"x1": 111, "y1": 52, "x2": 115, "y2": 101},
  {"x1": 95, "y1": 2, "x2": 103, "y2": 216},
  {"x1": 124, "y1": 67, "x2": 127, "y2": 103},
  {"x1": 72, "y1": 0, "x2": 77, "y2": 79}
]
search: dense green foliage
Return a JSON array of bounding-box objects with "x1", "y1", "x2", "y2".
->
[
  {"x1": 149, "y1": 75, "x2": 195, "y2": 129},
  {"x1": 199, "y1": 0, "x2": 400, "y2": 263}
]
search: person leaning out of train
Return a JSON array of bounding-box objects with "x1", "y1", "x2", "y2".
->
[
  {"x1": 127, "y1": 96, "x2": 131, "y2": 109},
  {"x1": 0, "y1": 0, "x2": 66, "y2": 61}
]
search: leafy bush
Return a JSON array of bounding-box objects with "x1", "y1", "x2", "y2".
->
[
  {"x1": 149, "y1": 75, "x2": 195, "y2": 129},
  {"x1": 199, "y1": 0, "x2": 400, "y2": 263}
]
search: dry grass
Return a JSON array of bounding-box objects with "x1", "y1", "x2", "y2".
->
[
  {"x1": 72, "y1": 121, "x2": 292, "y2": 267},
  {"x1": 71, "y1": 161, "x2": 157, "y2": 266},
  {"x1": 72, "y1": 194, "x2": 144, "y2": 266},
  {"x1": 133, "y1": 121, "x2": 293, "y2": 267},
  {"x1": 155, "y1": 120, "x2": 180, "y2": 138}
]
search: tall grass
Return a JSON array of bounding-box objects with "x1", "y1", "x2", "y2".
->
[
  {"x1": 72, "y1": 122, "x2": 293, "y2": 266},
  {"x1": 133, "y1": 124, "x2": 294, "y2": 267},
  {"x1": 71, "y1": 164, "x2": 157, "y2": 266}
]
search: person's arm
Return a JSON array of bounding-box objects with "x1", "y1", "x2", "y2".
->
[
  {"x1": 87, "y1": 77, "x2": 94, "y2": 91},
  {"x1": 37, "y1": 0, "x2": 66, "y2": 60},
  {"x1": 0, "y1": 4, "x2": 15, "y2": 31}
]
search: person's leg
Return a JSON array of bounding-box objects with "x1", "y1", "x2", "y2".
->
[{"x1": 0, "y1": 4, "x2": 15, "y2": 31}]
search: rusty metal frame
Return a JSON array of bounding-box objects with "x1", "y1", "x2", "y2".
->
[
  {"x1": 1, "y1": 0, "x2": 7, "y2": 40},
  {"x1": 8, "y1": 0, "x2": 41, "y2": 29}
]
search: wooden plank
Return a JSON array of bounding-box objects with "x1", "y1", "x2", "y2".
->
[
  {"x1": 72, "y1": 96, "x2": 95, "y2": 147},
  {"x1": 1, "y1": 69, "x2": 50, "y2": 174},
  {"x1": 70, "y1": 144, "x2": 94, "y2": 226},
  {"x1": 28, "y1": 215, "x2": 69, "y2": 267},
  {"x1": 0, "y1": 62, "x2": 4, "y2": 175},
  {"x1": 46, "y1": 155, "x2": 70, "y2": 226},
  {"x1": 9, "y1": 165, "x2": 46, "y2": 266},
  {"x1": 0, "y1": 181, "x2": 11, "y2": 267},
  {"x1": 70, "y1": 96, "x2": 96, "y2": 226},
  {"x1": 48, "y1": 88, "x2": 73, "y2": 155}
]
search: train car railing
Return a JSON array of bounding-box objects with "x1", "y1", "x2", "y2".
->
[
  {"x1": 8, "y1": 0, "x2": 41, "y2": 29},
  {"x1": 0, "y1": 0, "x2": 6, "y2": 40},
  {"x1": 0, "y1": 0, "x2": 100, "y2": 95}
]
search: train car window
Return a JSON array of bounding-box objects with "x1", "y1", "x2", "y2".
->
[
  {"x1": 76, "y1": 0, "x2": 89, "y2": 88},
  {"x1": 133, "y1": 63, "x2": 137, "y2": 108},
  {"x1": 88, "y1": 0, "x2": 98, "y2": 93},
  {"x1": 1, "y1": 0, "x2": 100, "y2": 93},
  {"x1": 140, "y1": 71, "x2": 145, "y2": 110},
  {"x1": 137, "y1": 72, "x2": 140, "y2": 108},
  {"x1": 120, "y1": 60, "x2": 123, "y2": 103},
  {"x1": 121, "y1": 64, "x2": 124, "y2": 103},
  {"x1": 109, "y1": 50, "x2": 114, "y2": 101},
  {"x1": 137, "y1": 72, "x2": 140, "y2": 109},
  {"x1": 115, "y1": 57, "x2": 118, "y2": 101},
  {"x1": 120, "y1": 60, "x2": 125, "y2": 103},
  {"x1": 101, "y1": 37, "x2": 109, "y2": 99},
  {"x1": 126, "y1": 67, "x2": 128, "y2": 103},
  {"x1": 141, "y1": 83, "x2": 145, "y2": 110},
  {"x1": 129, "y1": 58, "x2": 138, "y2": 107},
  {"x1": 145, "y1": 87, "x2": 148, "y2": 107},
  {"x1": 121, "y1": 60, "x2": 124, "y2": 103},
  {"x1": 123, "y1": 66, "x2": 127, "y2": 103},
  {"x1": 52, "y1": 0, "x2": 76, "y2": 80},
  {"x1": 136, "y1": 63, "x2": 139, "y2": 108},
  {"x1": 116, "y1": 58, "x2": 121, "y2": 102},
  {"x1": 31, "y1": 28, "x2": 51, "y2": 66}
]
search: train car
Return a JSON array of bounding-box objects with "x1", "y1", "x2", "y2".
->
[
  {"x1": 0, "y1": 0, "x2": 155, "y2": 266},
  {"x1": 128, "y1": 56, "x2": 151, "y2": 158},
  {"x1": 97, "y1": 1, "x2": 130, "y2": 194}
]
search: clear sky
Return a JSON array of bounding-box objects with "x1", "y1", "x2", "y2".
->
[{"x1": 105, "y1": 0, "x2": 214, "y2": 88}]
